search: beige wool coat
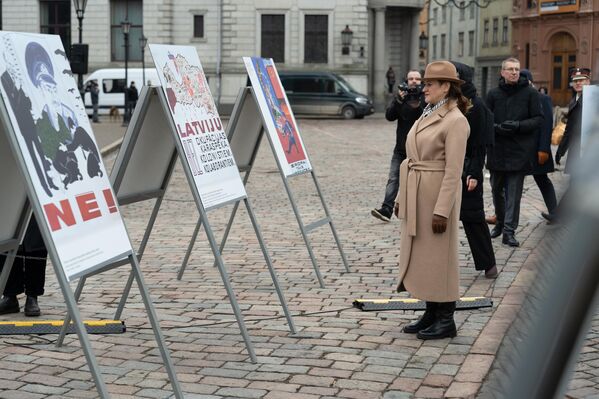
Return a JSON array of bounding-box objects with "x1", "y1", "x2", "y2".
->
[{"x1": 395, "y1": 100, "x2": 470, "y2": 302}]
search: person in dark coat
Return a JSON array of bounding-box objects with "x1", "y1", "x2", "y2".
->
[
  {"x1": 371, "y1": 70, "x2": 425, "y2": 222},
  {"x1": 486, "y1": 58, "x2": 543, "y2": 247},
  {"x1": 552, "y1": 68, "x2": 591, "y2": 222},
  {"x1": 520, "y1": 70, "x2": 558, "y2": 222},
  {"x1": 452, "y1": 62, "x2": 497, "y2": 278},
  {"x1": 0, "y1": 217, "x2": 47, "y2": 317}
]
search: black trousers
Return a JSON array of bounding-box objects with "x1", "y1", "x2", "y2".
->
[
  {"x1": 490, "y1": 171, "x2": 525, "y2": 234},
  {"x1": 462, "y1": 221, "x2": 496, "y2": 271},
  {"x1": 0, "y1": 248, "x2": 47, "y2": 297},
  {"x1": 533, "y1": 174, "x2": 557, "y2": 214}
]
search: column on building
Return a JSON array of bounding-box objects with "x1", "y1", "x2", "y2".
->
[
  {"x1": 373, "y1": 7, "x2": 387, "y2": 110},
  {"x1": 410, "y1": 10, "x2": 420, "y2": 70}
]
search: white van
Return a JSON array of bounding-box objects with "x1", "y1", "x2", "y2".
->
[{"x1": 83, "y1": 68, "x2": 159, "y2": 116}]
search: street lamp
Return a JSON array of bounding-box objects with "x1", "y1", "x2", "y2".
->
[
  {"x1": 140, "y1": 34, "x2": 148, "y2": 86},
  {"x1": 341, "y1": 25, "x2": 353, "y2": 55},
  {"x1": 121, "y1": 19, "x2": 131, "y2": 125},
  {"x1": 72, "y1": 0, "x2": 88, "y2": 89}
]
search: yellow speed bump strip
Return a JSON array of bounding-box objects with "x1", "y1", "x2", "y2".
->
[
  {"x1": 0, "y1": 320, "x2": 125, "y2": 335},
  {"x1": 353, "y1": 297, "x2": 493, "y2": 311}
]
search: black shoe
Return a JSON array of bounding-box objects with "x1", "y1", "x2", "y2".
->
[
  {"x1": 417, "y1": 302, "x2": 457, "y2": 340},
  {"x1": 403, "y1": 302, "x2": 437, "y2": 334},
  {"x1": 24, "y1": 296, "x2": 40, "y2": 317},
  {"x1": 0, "y1": 296, "x2": 19, "y2": 315},
  {"x1": 371, "y1": 207, "x2": 392, "y2": 222},
  {"x1": 541, "y1": 212, "x2": 559, "y2": 225},
  {"x1": 502, "y1": 233, "x2": 520, "y2": 247},
  {"x1": 490, "y1": 224, "x2": 503, "y2": 239}
]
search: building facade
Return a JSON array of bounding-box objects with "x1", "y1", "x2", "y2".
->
[
  {"x1": 475, "y1": 0, "x2": 512, "y2": 98},
  {"x1": 511, "y1": 0, "x2": 599, "y2": 106},
  {"x1": 2, "y1": 0, "x2": 425, "y2": 112},
  {"x1": 427, "y1": 0, "x2": 479, "y2": 67}
]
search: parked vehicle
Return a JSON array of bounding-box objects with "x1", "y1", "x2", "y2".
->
[
  {"x1": 83, "y1": 68, "x2": 159, "y2": 116},
  {"x1": 279, "y1": 72, "x2": 374, "y2": 119}
]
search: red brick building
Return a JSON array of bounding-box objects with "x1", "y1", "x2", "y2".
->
[{"x1": 511, "y1": 0, "x2": 599, "y2": 105}]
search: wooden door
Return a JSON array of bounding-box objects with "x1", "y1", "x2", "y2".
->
[{"x1": 550, "y1": 33, "x2": 577, "y2": 106}]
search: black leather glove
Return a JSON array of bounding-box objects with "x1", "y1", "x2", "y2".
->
[
  {"x1": 555, "y1": 152, "x2": 562, "y2": 165},
  {"x1": 494, "y1": 123, "x2": 512, "y2": 135},
  {"x1": 500, "y1": 120, "x2": 520, "y2": 132}
]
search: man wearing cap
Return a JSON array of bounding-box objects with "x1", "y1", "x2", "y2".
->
[
  {"x1": 556, "y1": 68, "x2": 591, "y2": 174},
  {"x1": 486, "y1": 58, "x2": 543, "y2": 247}
]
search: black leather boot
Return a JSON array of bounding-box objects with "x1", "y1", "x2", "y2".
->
[
  {"x1": 403, "y1": 302, "x2": 437, "y2": 334},
  {"x1": 0, "y1": 296, "x2": 19, "y2": 315},
  {"x1": 490, "y1": 224, "x2": 503, "y2": 239},
  {"x1": 417, "y1": 301, "x2": 457, "y2": 340},
  {"x1": 24, "y1": 296, "x2": 40, "y2": 317}
]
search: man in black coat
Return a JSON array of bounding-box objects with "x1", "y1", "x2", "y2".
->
[
  {"x1": 552, "y1": 68, "x2": 591, "y2": 221},
  {"x1": 371, "y1": 70, "x2": 425, "y2": 222},
  {"x1": 520, "y1": 69, "x2": 558, "y2": 223},
  {"x1": 452, "y1": 62, "x2": 497, "y2": 278},
  {"x1": 486, "y1": 58, "x2": 543, "y2": 247}
]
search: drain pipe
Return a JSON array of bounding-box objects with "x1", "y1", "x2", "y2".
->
[{"x1": 216, "y1": 0, "x2": 223, "y2": 107}]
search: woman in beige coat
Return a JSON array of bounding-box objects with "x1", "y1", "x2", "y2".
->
[{"x1": 393, "y1": 61, "x2": 471, "y2": 340}]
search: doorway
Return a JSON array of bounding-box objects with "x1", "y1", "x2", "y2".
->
[{"x1": 550, "y1": 33, "x2": 576, "y2": 106}]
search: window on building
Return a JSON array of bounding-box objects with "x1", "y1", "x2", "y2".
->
[
  {"x1": 492, "y1": 17, "x2": 499, "y2": 46},
  {"x1": 468, "y1": 30, "x2": 474, "y2": 56},
  {"x1": 441, "y1": 34, "x2": 446, "y2": 58},
  {"x1": 40, "y1": 0, "x2": 71, "y2": 56},
  {"x1": 193, "y1": 15, "x2": 204, "y2": 38},
  {"x1": 432, "y1": 35, "x2": 437, "y2": 59},
  {"x1": 433, "y1": 8, "x2": 438, "y2": 26},
  {"x1": 458, "y1": 32, "x2": 464, "y2": 57},
  {"x1": 261, "y1": 14, "x2": 285, "y2": 62},
  {"x1": 442, "y1": 5, "x2": 447, "y2": 24},
  {"x1": 502, "y1": 17, "x2": 509, "y2": 44},
  {"x1": 469, "y1": 2, "x2": 475, "y2": 19},
  {"x1": 483, "y1": 19, "x2": 489, "y2": 46},
  {"x1": 110, "y1": 0, "x2": 143, "y2": 62},
  {"x1": 304, "y1": 15, "x2": 328, "y2": 63},
  {"x1": 459, "y1": 2, "x2": 465, "y2": 21}
]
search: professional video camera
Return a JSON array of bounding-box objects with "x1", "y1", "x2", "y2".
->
[{"x1": 397, "y1": 82, "x2": 422, "y2": 102}]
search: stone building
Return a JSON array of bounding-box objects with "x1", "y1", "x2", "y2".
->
[
  {"x1": 427, "y1": 0, "x2": 479, "y2": 67},
  {"x1": 1, "y1": 0, "x2": 425, "y2": 112},
  {"x1": 511, "y1": 0, "x2": 599, "y2": 106},
  {"x1": 475, "y1": 0, "x2": 512, "y2": 98}
]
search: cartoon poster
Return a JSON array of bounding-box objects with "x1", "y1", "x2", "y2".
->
[
  {"x1": 243, "y1": 57, "x2": 312, "y2": 177},
  {"x1": 149, "y1": 44, "x2": 246, "y2": 209},
  {"x1": 581, "y1": 85, "x2": 599, "y2": 156},
  {"x1": 0, "y1": 32, "x2": 132, "y2": 281}
]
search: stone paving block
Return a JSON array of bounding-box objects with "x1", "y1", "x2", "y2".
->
[{"x1": 215, "y1": 387, "x2": 267, "y2": 398}]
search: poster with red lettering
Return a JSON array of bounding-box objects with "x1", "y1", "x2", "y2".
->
[
  {"x1": 149, "y1": 44, "x2": 246, "y2": 209},
  {"x1": 0, "y1": 32, "x2": 132, "y2": 281},
  {"x1": 243, "y1": 57, "x2": 311, "y2": 177}
]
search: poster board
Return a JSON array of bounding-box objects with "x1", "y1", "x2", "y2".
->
[
  {"x1": 227, "y1": 87, "x2": 264, "y2": 169},
  {"x1": 243, "y1": 57, "x2": 312, "y2": 177},
  {"x1": 581, "y1": 85, "x2": 599, "y2": 154},
  {"x1": 0, "y1": 32, "x2": 131, "y2": 281},
  {"x1": 149, "y1": 44, "x2": 246, "y2": 209},
  {"x1": 539, "y1": 0, "x2": 578, "y2": 14}
]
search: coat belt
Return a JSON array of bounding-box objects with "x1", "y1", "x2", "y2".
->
[{"x1": 397, "y1": 159, "x2": 446, "y2": 237}]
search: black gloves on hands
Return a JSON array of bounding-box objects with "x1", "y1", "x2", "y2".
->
[{"x1": 494, "y1": 120, "x2": 520, "y2": 135}]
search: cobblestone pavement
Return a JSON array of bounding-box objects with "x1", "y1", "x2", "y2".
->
[{"x1": 0, "y1": 116, "x2": 589, "y2": 398}]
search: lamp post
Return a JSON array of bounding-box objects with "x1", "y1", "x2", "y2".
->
[
  {"x1": 341, "y1": 25, "x2": 353, "y2": 55},
  {"x1": 122, "y1": 19, "x2": 131, "y2": 125},
  {"x1": 72, "y1": 0, "x2": 87, "y2": 90},
  {"x1": 140, "y1": 34, "x2": 148, "y2": 86}
]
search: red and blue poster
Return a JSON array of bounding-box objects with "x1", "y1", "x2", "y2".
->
[{"x1": 244, "y1": 57, "x2": 311, "y2": 177}]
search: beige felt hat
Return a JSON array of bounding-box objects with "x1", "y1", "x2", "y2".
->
[{"x1": 423, "y1": 61, "x2": 465, "y2": 84}]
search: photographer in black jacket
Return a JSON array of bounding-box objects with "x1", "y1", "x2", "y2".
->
[
  {"x1": 486, "y1": 58, "x2": 543, "y2": 247},
  {"x1": 372, "y1": 70, "x2": 425, "y2": 222}
]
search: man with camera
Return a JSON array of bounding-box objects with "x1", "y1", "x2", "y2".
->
[{"x1": 371, "y1": 70, "x2": 425, "y2": 222}]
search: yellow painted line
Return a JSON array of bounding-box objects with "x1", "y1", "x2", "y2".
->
[{"x1": 0, "y1": 320, "x2": 120, "y2": 326}]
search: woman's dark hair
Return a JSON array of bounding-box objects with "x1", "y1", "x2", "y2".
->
[{"x1": 443, "y1": 81, "x2": 472, "y2": 114}]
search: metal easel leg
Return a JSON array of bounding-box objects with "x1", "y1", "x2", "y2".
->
[
  {"x1": 244, "y1": 198, "x2": 296, "y2": 334},
  {"x1": 178, "y1": 216, "x2": 203, "y2": 280},
  {"x1": 56, "y1": 276, "x2": 86, "y2": 347}
]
